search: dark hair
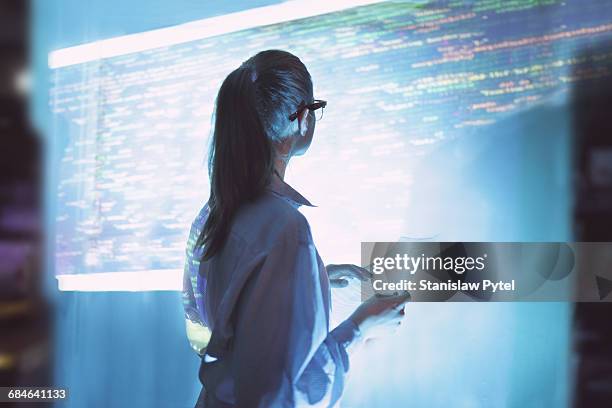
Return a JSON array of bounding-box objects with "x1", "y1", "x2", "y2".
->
[{"x1": 196, "y1": 50, "x2": 313, "y2": 260}]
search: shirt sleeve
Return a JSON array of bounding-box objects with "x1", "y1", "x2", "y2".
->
[
  {"x1": 230, "y1": 214, "x2": 361, "y2": 407},
  {"x1": 182, "y1": 207, "x2": 206, "y2": 325},
  {"x1": 182, "y1": 206, "x2": 212, "y2": 355}
]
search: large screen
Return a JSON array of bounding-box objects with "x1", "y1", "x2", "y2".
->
[{"x1": 50, "y1": 0, "x2": 612, "y2": 290}]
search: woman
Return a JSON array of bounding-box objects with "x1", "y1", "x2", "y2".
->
[{"x1": 182, "y1": 50, "x2": 409, "y2": 407}]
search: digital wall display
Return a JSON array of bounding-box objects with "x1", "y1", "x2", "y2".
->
[{"x1": 50, "y1": 0, "x2": 612, "y2": 290}]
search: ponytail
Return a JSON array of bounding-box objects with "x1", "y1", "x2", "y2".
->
[
  {"x1": 196, "y1": 50, "x2": 313, "y2": 260},
  {"x1": 196, "y1": 64, "x2": 273, "y2": 260}
]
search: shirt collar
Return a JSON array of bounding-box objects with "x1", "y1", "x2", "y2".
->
[{"x1": 266, "y1": 173, "x2": 315, "y2": 208}]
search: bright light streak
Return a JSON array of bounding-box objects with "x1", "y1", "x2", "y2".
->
[
  {"x1": 48, "y1": 0, "x2": 385, "y2": 69},
  {"x1": 56, "y1": 270, "x2": 182, "y2": 291}
]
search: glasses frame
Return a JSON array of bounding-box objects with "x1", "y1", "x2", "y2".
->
[{"x1": 288, "y1": 99, "x2": 327, "y2": 121}]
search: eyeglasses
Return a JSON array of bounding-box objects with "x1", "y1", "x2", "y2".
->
[{"x1": 288, "y1": 99, "x2": 327, "y2": 122}]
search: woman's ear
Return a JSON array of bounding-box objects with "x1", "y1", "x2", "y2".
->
[{"x1": 297, "y1": 108, "x2": 310, "y2": 137}]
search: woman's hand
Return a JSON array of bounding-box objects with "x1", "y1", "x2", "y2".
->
[
  {"x1": 349, "y1": 292, "x2": 410, "y2": 340},
  {"x1": 326, "y1": 264, "x2": 372, "y2": 288}
]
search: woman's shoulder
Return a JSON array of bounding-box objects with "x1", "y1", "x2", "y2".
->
[{"x1": 232, "y1": 191, "x2": 312, "y2": 246}]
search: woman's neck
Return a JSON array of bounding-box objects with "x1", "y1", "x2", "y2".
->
[{"x1": 273, "y1": 158, "x2": 288, "y2": 180}]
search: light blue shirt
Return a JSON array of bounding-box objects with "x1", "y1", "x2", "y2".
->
[{"x1": 182, "y1": 175, "x2": 361, "y2": 407}]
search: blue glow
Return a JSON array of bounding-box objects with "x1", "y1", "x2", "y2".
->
[{"x1": 37, "y1": 0, "x2": 612, "y2": 406}]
